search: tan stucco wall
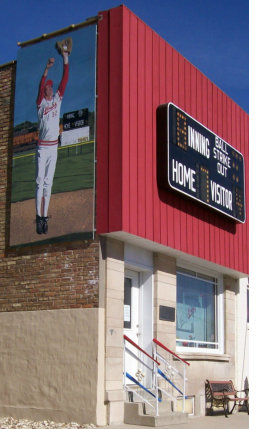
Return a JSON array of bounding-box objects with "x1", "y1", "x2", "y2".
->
[
  {"x1": 153, "y1": 253, "x2": 177, "y2": 352},
  {"x1": 236, "y1": 277, "x2": 249, "y2": 391},
  {"x1": 180, "y1": 354, "x2": 235, "y2": 415},
  {"x1": 101, "y1": 238, "x2": 125, "y2": 425},
  {"x1": 0, "y1": 308, "x2": 105, "y2": 425}
]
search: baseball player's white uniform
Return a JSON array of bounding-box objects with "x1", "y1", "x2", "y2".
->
[{"x1": 36, "y1": 64, "x2": 68, "y2": 218}]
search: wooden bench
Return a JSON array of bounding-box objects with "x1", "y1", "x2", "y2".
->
[{"x1": 205, "y1": 380, "x2": 249, "y2": 417}]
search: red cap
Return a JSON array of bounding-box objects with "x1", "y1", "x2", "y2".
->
[{"x1": 45, "y1": 79, "x2": 53, "y2": 88}]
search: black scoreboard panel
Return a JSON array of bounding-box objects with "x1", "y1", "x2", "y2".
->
[
  {"x1": 63, "y1": 108, "x2": 89, "y2": 131},
  {"x1": 176, "y1": 110, "x2": 187, "y2": 150},
  {"x1": 199, "y1": 165, "x2": 210, "y2": 204},
  {"x1": 157, "y1": 103, "x2": 246, "y2": 223}
]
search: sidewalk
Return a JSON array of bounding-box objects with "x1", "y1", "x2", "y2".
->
[{"x1": 100, "y1": 412, "x2": 249, "y2": 429}]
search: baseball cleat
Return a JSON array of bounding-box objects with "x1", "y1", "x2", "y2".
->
[
  {"x1": 36, "y1": 215, "x2": 44, "y2": 234},
  {"x1": 42, "y1": 216, "x2": 49, "y2": 234}
]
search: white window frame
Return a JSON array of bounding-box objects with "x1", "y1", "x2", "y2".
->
[{"x1": 176, "y1": 262, "x2": 224, "y2": 355}]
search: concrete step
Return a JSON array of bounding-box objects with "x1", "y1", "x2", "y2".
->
[
  {"x1": 124, "y1": 402, "x2": 188, "y2": 427},
  {"x1": 143, "y1": 399, "x2": 174, "y2": 415}
]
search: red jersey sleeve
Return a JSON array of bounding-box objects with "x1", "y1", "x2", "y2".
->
[{"x1": 58, "y1": 63, "x2": 69, "y2": 97}]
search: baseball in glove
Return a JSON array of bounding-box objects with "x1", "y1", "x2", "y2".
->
[{"x1": 55, "y1": 37, "x2": 73, "y2": 55}]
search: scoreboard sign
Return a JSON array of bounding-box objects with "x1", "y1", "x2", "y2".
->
[
  {"x1": 157, "y1": 103, "x2": 245, "y2": 223},
  {"x1": 63, "y1": 108, "x2": 89, "y2": 131}
]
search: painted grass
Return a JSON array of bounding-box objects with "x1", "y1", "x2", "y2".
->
[{"x1": 11, "y1": 143, "x2": 94, "y2": 203}]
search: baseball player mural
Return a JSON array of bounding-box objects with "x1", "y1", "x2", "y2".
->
[
  {"x1": 10, "y1": 24, "x2": 96, "y2": 247},
  {"x1": 35, "y1": 38, "x2": 72, "y2": 234}
]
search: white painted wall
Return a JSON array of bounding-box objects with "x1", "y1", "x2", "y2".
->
[{"x1": 236, "y1": 277, "x2": 249, "y2": 391}]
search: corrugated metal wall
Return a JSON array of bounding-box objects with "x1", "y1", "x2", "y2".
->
[{"x1": 96, "y1": 5, "x2": 249, "y2": 275}]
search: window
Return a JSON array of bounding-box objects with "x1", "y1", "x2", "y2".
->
[
  {"x1": 124, "y1": 277, "x2": 132, "y2": 329},
  {"x1": 176, "y1": 268, "x2": 223, "y2": 353}
]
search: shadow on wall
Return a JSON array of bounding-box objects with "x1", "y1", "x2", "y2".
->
[{"x1": 158, "y1": 186, "x2": 237, "y2": 235}]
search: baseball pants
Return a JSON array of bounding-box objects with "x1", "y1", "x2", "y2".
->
[{"x1": 35, "y1": 145, "x2": 58, "y2": 217}]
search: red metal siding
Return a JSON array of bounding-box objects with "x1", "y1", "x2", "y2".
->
[
  {"x1": 97, "y1": 5, "x2": 249, "y2": 275},
  {"x1": 96, "y1": 10, "x2": 110, "y2": 234}
]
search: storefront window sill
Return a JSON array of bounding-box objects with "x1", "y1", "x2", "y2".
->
[{"x1": 174, "y1": 353, "x2": 231, "y2": 362}]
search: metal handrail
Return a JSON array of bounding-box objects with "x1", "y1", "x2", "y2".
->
[
  {"x1": 123, "y1": 335, "x2": 161, "y2": 416},
  {"x1": 153, "y1": 338, "x2": 189, "y2": 414},
  {"x1": 158, "y1": 368, "x2": 183, "y2": 395},
  {"x1": 153, "y1": 338, "x2": 190, "y2": 366},
  {"x1": 126, "y1": 372, "x2": 162, "y2": 402},
  {"x1": 124, "y1": 335, "x2": 160, "y2": 365},
  {"x1": 123, "y1": 336, "x2": 191, "y2": 416}
]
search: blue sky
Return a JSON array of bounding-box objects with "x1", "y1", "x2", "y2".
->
[{"x1": 0, "y1": 0, "x2": 248, "y2": 112}]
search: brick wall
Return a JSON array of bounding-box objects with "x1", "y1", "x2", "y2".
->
[{"x1": 0, "y1": 62, "x2": 99, "y2": 312}]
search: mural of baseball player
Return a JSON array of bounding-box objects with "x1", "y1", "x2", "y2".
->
[{"x1": 35, "y1": 38, "x2": 72, "y2": 234}]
